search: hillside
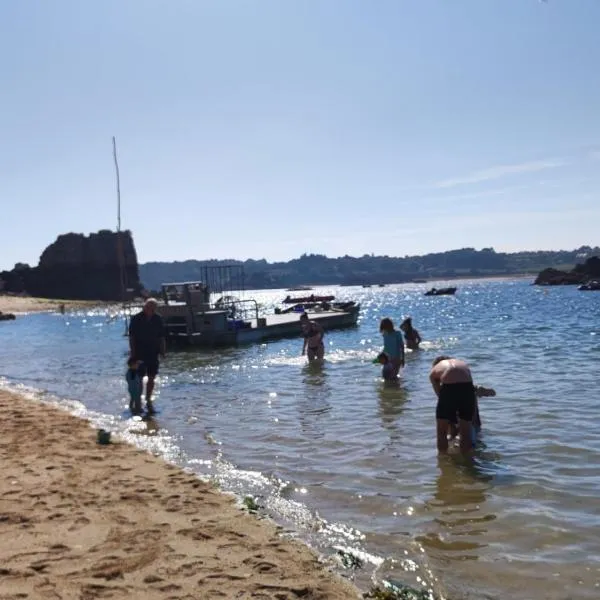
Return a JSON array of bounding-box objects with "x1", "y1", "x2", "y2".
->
[{"x1": 139, "y1": 246, "x2": 599, "y2": 291}]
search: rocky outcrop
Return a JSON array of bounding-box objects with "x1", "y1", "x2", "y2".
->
[
  {"x1": 0, "y1": 230, "x2": 142, "y2": 301},
  {"x1": 534, "y1": 256, "x2": 600, "y2": 286}
]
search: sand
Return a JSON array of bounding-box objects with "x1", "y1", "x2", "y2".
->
[
  {"x1": 0, "y1": 296, "x2": 105, "y2": 315},
  {"x1": 0, "y1": 391, "x2": 360, "y2": 600}
]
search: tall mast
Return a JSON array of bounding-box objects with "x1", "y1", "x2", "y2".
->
[{"x1": 112, "y1": 136, "x2": 127, "y2": 304}]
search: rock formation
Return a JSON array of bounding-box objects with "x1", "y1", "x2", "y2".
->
[
  {"x1": 0, "y1": 230, "x2": 142, "y2": 301},
  {"x1": 534, "y1": 256, "x2": 600, "y2": 286}
]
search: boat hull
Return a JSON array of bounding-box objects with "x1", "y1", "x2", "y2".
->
[{"x1": 165, "y1": 306, "x2": 360, "y2": 348}]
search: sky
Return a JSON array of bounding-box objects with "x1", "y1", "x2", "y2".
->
[{"x1": 1, "y1": 0, "x2": 599, "y2": 269}]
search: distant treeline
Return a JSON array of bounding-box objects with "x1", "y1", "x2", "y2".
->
[{"x1": 139, "y1": 246, "x2": 600, "y2": 291}]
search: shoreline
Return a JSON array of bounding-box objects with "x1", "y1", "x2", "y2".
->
[
  {"x1": 0, "y1": 295, "x2": 109, "y2": 315},
  {"x1": 0, "y1": 390, "x2": 361, "y2": 599}
]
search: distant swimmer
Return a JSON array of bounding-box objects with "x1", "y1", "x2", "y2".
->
[
  {"x1": 429, "y1": 356, "x2": 495, "y2": 455},
  {"x1": 400, "y1": 317, "x2": 422, "y2": 350},
  {"x1": 379, "y1": 318, "x2": 405, "y2": 380},
  {"x1": 300, "y1": 312, "x2": 325, "y2": 362}
]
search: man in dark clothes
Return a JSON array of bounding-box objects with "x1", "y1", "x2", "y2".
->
[{"x1": 128, "y1": 298, "x2": 166, "y2": 415}]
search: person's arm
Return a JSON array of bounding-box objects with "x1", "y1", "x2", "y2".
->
[
  {"x1": 128, "y1": 318, "x2": 136, "y2": 357},
  {"x1": 302, "y1": 337, "x2": 307, "y2": 355},
  {"x1": 158, "y1": 316, "x2": 166, "y2": 357},
  {"x1": 430, "y1": 366, "x2": 442, "y2": 397},
  {"x1": 475, "y1": 385, "x2": 496, "y2": 398},
  {"x1": 415, "y1": 329, "x2": 422, "y2": 344}
]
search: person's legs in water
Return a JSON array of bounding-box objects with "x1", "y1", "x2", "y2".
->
[
  {"x1": 143, "y1": 357, "x2": 160, "y2": 414},
  {"x1": 436, "y1": 419, "x2": 451, "y2": 453},
  {"x1": 436, "y1": 385, "x2": 456, "y2": 453},
  {"x1": 455, "y1": 384, "x2": 477, "y2": 454},
  {"x1": 307, "y1": 343, "x2": 325, "y2": 362}
]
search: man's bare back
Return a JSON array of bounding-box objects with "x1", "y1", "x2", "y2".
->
[{"x1": 430, "y1": 358, "x2": 473, "y2": 387}]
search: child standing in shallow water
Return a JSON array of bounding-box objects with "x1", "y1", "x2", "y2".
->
[
  {"x1": 379, "y1": 318, "x2": 405, "y2": 380},
  {"x1": 126, "y1": 357, "x2": 143, "y2": 415}
]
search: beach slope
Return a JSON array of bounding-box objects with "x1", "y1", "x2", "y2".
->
[{"x1": 0, "y1": 390, "x2": 359, "y2": 599}]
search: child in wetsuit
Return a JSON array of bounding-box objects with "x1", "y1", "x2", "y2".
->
[
  {"x1": 400, "y1": 317, "x2": 422, "y2": 350},
  {"x1": 126, "y1": 357, "x2": 143, "y2": 415}
]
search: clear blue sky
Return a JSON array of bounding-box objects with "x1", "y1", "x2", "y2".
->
[{"x1": 1, "y1": 0, "x2": 599, "y2": 269}]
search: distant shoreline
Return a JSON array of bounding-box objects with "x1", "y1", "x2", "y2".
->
[
  {"x1": 0, "y1": 274, "x2": 537, "y2": 315},
  {"x1": 0, "y1": 295, "x2": 108, "y2": 315}
]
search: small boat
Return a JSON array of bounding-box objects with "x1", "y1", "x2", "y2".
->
[
  {"x1": 578, "y1": 281, "x2": 600, "y2": 291},
  {"x1": 424, "y1": 287, "x2": 457, "y2": 297},
  {"x1": 282, "y1": 294, "x2": 335, "y2": 304},
  {"x1": 0, "y1": 311, "x2": 16, "y2": 321},
  {"x1": 286, "y1": 286, "x2": 313, "y2": 292}
]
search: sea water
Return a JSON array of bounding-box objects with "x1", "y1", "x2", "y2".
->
[{"x1": 1, "y1": 278, "x2": 599, "y2": 599}]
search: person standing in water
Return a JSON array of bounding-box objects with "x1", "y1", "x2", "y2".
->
[
  {"x1": 400, "y1": 317, "x2": 422, "y2": 350},
  {"x1": 300, "y1": 312, "x2": 325, "y2": 362},
  {"x1": 379, "y1": 318, "x2": 405, "y2": 380},
  {"x1": 128, "y1": 298, "x2": 166, "y2": 415},
  {"x1": 429, "y1": 356, "x2": 482, "y2": 455}
]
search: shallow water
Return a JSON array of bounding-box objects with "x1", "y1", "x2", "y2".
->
[{"x1": 1, "y1": 279, "x2": 600, "y2": 599}]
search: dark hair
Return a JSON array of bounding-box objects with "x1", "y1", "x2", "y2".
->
[
  {"x1": 377, "y1": 352, "x2": 389, "y2": 364},
  {"x1": 401, "y1": 317, "x2": 412, "y2": 327},
  {"x1": 432, "y1": 355, "x2": 451, "y2": 367},
  {"x1": 300, "y1": 312, "x2": 308, "y2": 320},
  {"x1": 379, "y1": 317, "x2": 394, "y2": 332},
  {"x1": 127, "y1": 357, "x2": 137, "y2": 367}
]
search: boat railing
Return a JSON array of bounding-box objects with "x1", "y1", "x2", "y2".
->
[{"x1": 213, "y1": 298, "x2": 259, "y2": 323}]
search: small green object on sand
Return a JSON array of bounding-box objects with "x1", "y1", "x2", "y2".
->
[{"x1": 97, "y1": 429, "x2": 111, "y2": 445}]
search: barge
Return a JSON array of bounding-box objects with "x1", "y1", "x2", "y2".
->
[{"x1": 149, "y1": 274, "x2": 360, "y2": 348}]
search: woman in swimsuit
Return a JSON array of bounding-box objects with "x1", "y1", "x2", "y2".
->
[
  {"x1": 400, "y1": 317, "x2": 422, "y2": 350},
  {"x1": 300, "y1": 313, "x2": 325, "y2": 362}
]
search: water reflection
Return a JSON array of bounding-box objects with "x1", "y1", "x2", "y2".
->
[
  {"x1": 299, "y1": 361, "x2": 331, "y2": 440},
  {"x1": 377, "y1": 381, "x2": 408, "y2": 440},
  {"x1": 419, "y1": 456, "x2": 494, "y2": 558}
]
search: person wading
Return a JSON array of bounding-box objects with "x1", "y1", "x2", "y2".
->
[
  {"x1": 128, "y1": 298, "x2": 166, "y2": 415},
  {"x1": 429, "y1": 356, "x2": 477, "y2": 455}
]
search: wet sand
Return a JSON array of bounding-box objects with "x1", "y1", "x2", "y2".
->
[
  {"x1": 0, "y1": 390, "x2": 359, "y2": 600},
  {"x1": 0, "y1": 295, "x2": 104, "y2": 315}
]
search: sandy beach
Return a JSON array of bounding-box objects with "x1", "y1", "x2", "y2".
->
[
  {"x1": 0, "y1": 295, "x2": 106, "y2": 315},
  {"x1": 0, "y1": 390, "x2": 360, "y2": 600}
]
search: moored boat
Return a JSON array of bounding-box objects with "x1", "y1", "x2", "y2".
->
[
  {"x1": 424, "y1": 286, "x2": 457, "y2": 296},
  {"x1": 142, "y1": 267, "x2": 360, "y2": 348},
  {"x1": 578, "y1": 280, "x2": 600, "y2": 291}
]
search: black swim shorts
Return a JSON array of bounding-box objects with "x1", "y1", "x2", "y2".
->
[
  {"x1": 436, "y1": 382, "x2": 476, "y2": 422},
  {"x1": 137, "y1": 356, "x2": 159, "y2": 378}
]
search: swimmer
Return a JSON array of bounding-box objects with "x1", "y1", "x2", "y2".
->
[{"x1": 400, "y1": 317, "x2": 422, "y2": 350}]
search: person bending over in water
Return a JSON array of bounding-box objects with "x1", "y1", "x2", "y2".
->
[
  {"x1": 400, "y1": 317, "x2": 422, "y2": 350},
  {"x1": 379, "y1": 318, "x2": 405, "y2": 380},
  {"x1": 300, "y1": 313, "x2": 325, "y2": 362},
  {"x1": 429, "y1": 356, "x2": 493, "y2": 455}
]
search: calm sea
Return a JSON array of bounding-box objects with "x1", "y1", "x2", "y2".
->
[{"x1": 1, "y1": 279, "x2": 599, "y2": 600}]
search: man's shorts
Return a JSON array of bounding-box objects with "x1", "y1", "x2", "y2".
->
[
  {"x1": 436, "y1": 382, "x2": 476, "y2": 422},
  {"x1": 137, "y1": 356, "x2": 160, "y2": 378}
]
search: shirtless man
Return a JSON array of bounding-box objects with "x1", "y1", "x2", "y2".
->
[
  {"x1": 300, "y1": 313, "x2": 325, "y2": 362},
  {"x1": 429, "y1": 356, "x2": 478, "y2": 454}
]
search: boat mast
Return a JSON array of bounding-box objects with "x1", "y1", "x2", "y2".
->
[{"x1": 112, "y1": 136, "x2": 128, "y2": 333}]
